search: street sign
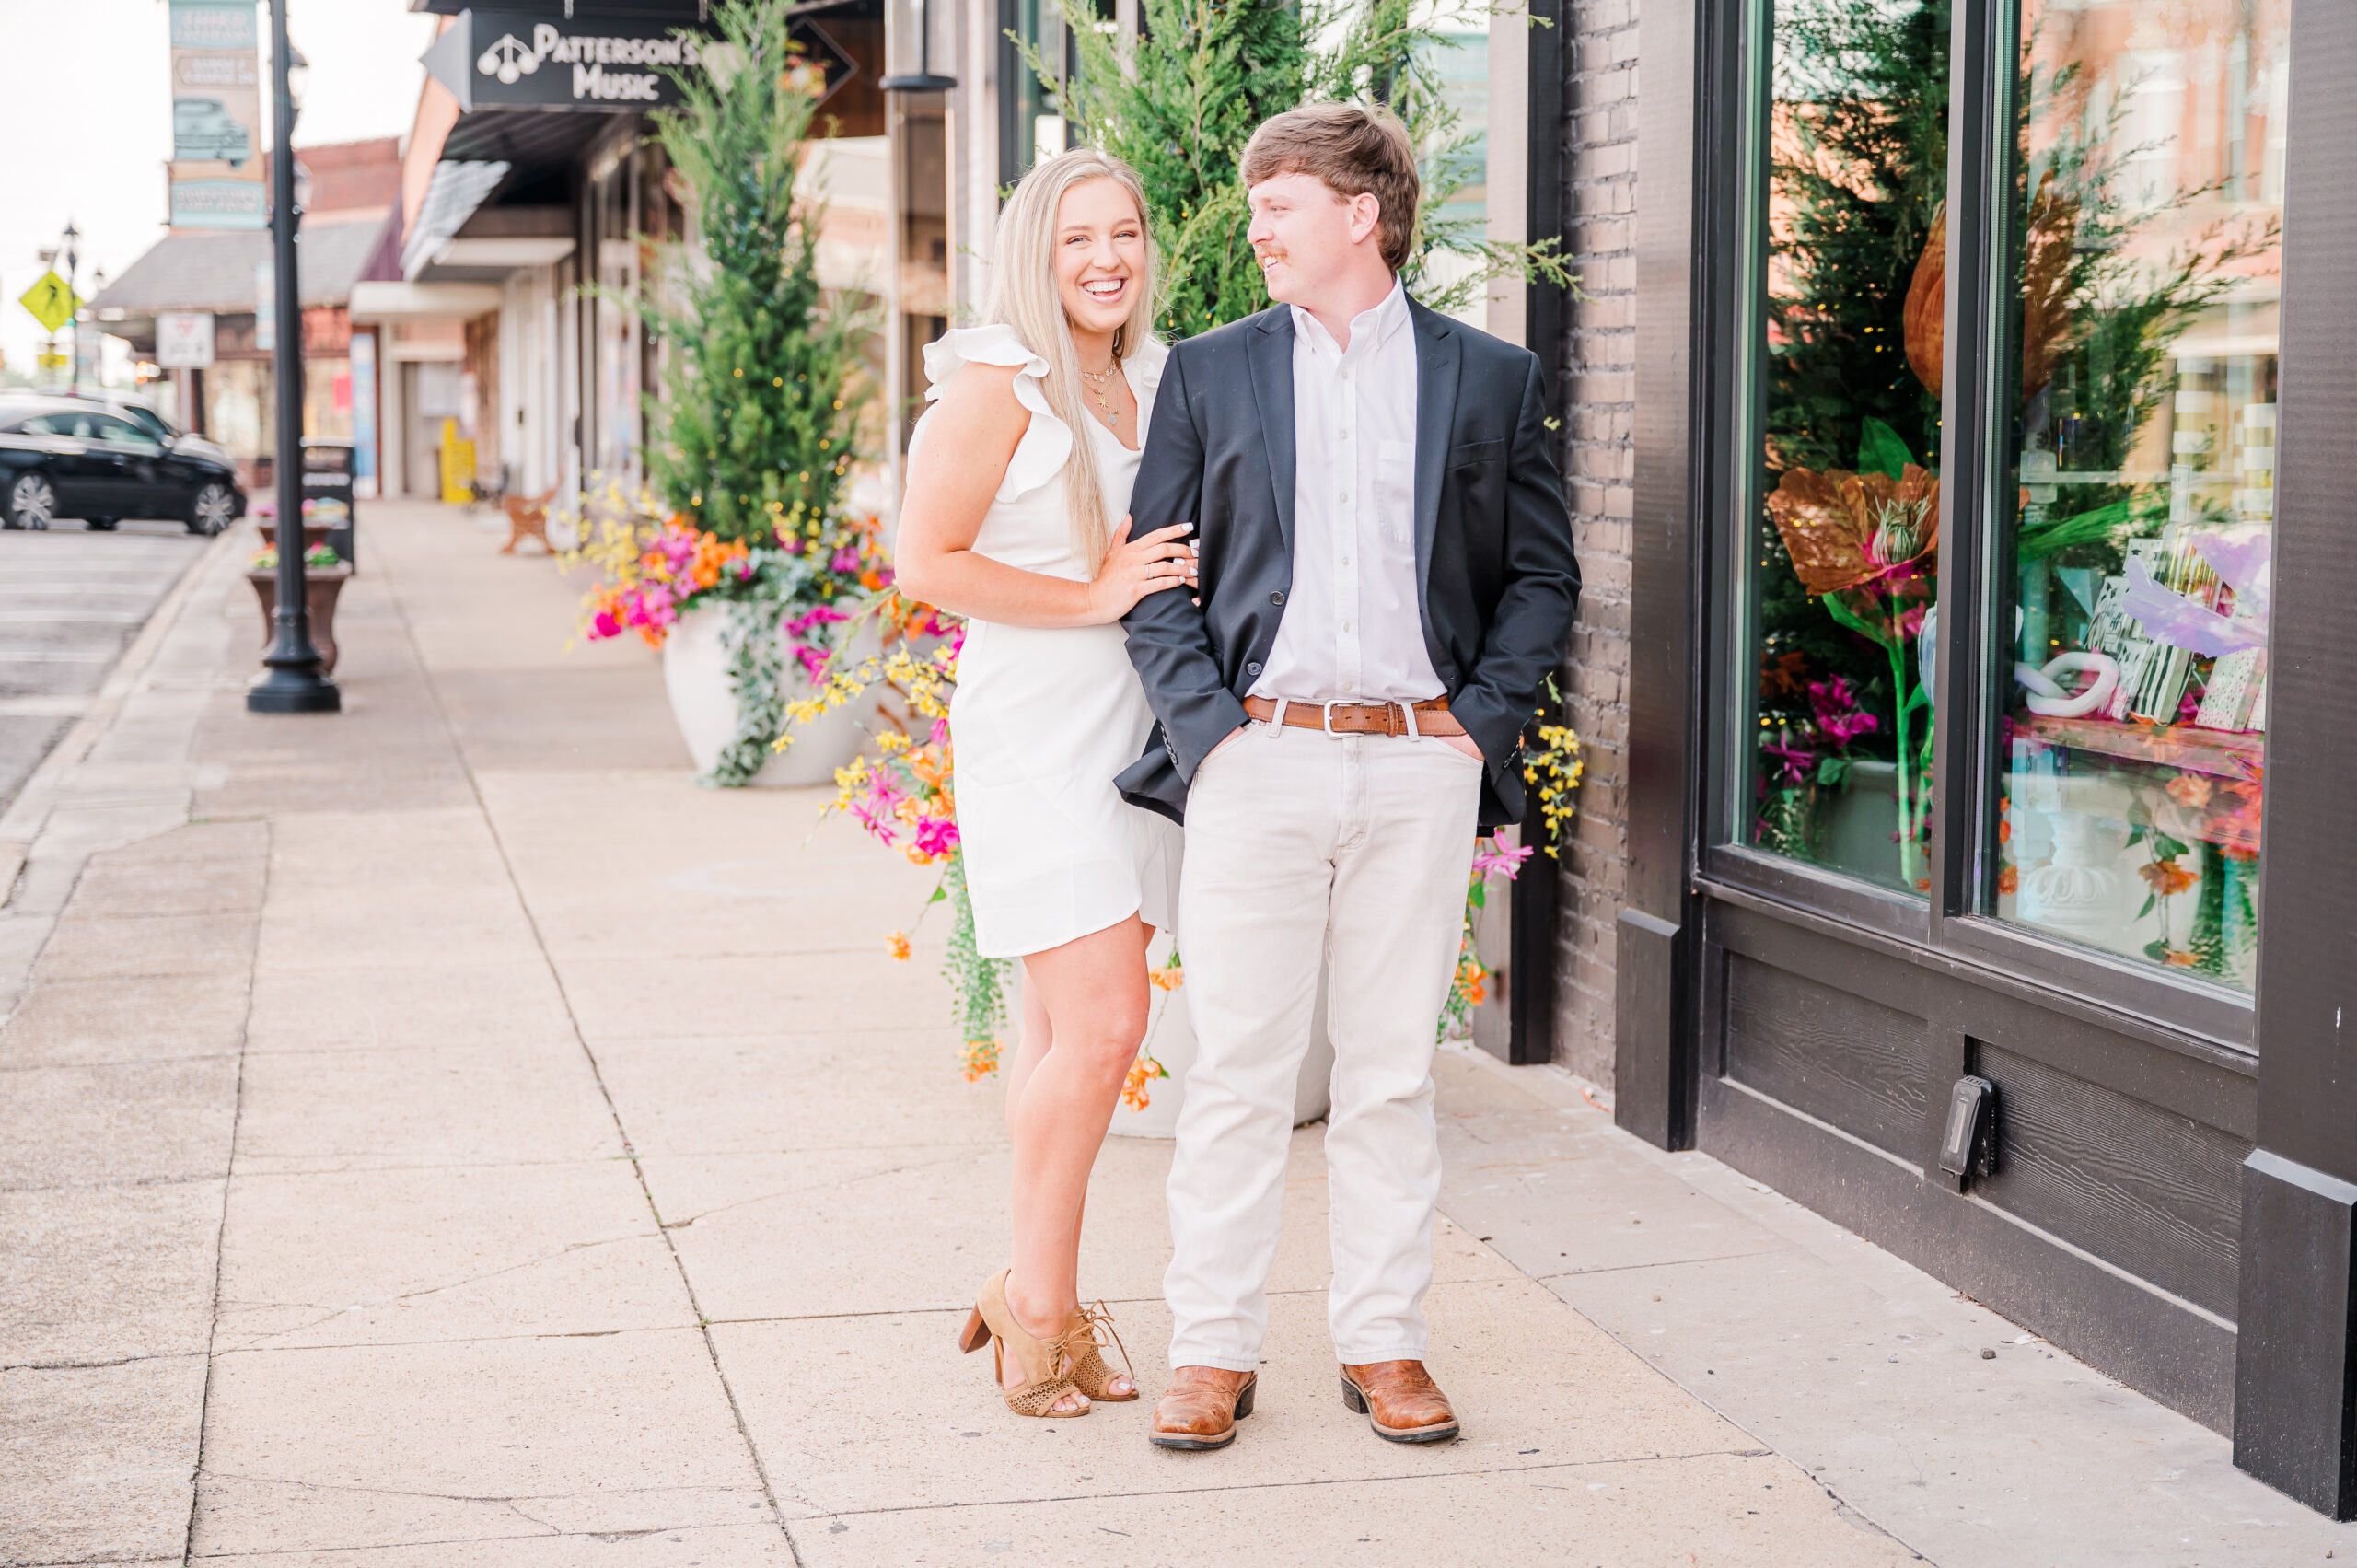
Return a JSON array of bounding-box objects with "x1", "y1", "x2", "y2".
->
[
  {"x1": 35, "y1": 352, "x2": 70, "y2": 373},
  {"x1": 157, "y1": 310, "x2": 217, "y2": 369},
  {"x1": 18, "y1": 271, "x2": 79, "y2": 336}
]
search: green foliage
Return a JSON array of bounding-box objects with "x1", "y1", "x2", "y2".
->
[
  {"x1": 1766, "y1": 0, "x2": 1949, "y2": 478},
  {"x1": 1035, "y1": 0, "x2": 1575, "y2": 341},
  {"x1": 635, "y1": 0, "x2": 870, "y2": 544}
]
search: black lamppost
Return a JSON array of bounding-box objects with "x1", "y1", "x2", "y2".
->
[{"x1": 247, "y1": 0, "x2": 337, "y2": 714}]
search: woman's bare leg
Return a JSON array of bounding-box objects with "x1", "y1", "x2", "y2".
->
[
  {"x1": 1004, "y1": 974, "x2": 1053, "y2": 1129},
  {"x1": 1001, "y1": 914, "x2": 1151, "y2": 1398}
]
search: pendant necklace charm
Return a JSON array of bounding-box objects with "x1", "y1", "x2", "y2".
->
[{"x1": 1079, "y1": 363, "x2": 1119, "y2": 430}]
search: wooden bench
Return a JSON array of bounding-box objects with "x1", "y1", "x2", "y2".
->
[{"x1": 501, "y1": 484, "x2": 559, "y2": 554}]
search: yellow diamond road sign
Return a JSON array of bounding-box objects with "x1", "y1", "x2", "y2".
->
[{"x1": 18, "y1": 271, "x2": 80, "y2": 336}]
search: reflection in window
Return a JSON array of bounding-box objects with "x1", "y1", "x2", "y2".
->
[
  {"x1": 1745, "y1": 0, "x2": 1949, "y2": 894},
  {"x1": 1992, "y1": 0, "x2": 2282, "y2": 989}
]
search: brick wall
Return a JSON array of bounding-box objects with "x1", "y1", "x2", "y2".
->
[{"x1": 1550, "y1": 0, "x2": 1638, "y2": 1086}]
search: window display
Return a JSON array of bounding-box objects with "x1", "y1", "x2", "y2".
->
[
  {"x1": 1743, "y1": 0, "x2": 1949, "y2": 894},
  {"x1": 1990, "y1": 0, "x2": 2283, "y2": 988}
]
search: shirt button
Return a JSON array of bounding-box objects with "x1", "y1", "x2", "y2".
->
[
  {"x1": 1246, "y1": 661, "x2": 1261, "y2": 677},
  {"x1": 1270, "y1": 590, "x2": 1285, "y2": 606}
]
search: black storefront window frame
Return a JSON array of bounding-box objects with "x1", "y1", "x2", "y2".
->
[
  {"x1": 1630, "y1": 0, "x2": 2357, "y2": 1509},
  {"x1": 1691, "y1": 0, "x2": 2270, "y2": 1056}
]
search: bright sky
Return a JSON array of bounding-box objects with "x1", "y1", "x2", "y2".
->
[{"x1": 0, "y1": 0, "x2": 435, "y2": 377}]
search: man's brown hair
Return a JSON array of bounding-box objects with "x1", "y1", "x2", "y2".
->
[{"x1": 1239, "y1": 102, "x2": 1420, "y2": 274}]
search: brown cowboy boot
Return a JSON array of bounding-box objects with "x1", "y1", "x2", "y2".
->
[
  {"x1": 1149, "y1": 1365, "x2": 1257, "y2": 1451},
  {"x1": 1338, "y1": 1360, "x2": 1459, "y2": 1443}
]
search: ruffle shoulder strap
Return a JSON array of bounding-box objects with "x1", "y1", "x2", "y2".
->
[{"x1": 916, "y1": 324, "x2": 1072, "y2": 502}]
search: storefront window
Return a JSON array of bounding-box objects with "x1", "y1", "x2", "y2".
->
[
  {"x1": 1742, "y1": 0, "x2": 1950, "y2": 895},
  {"x1": 1989, "y1": 0, "x2": 2283, "y2": 988}
]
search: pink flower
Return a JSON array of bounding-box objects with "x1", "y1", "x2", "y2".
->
[
  {"x1": 911, "y1": 815, "x2": 960, "y2": 859},
  {"x1": 1806, "y1": 677, "x2": 1879, "y2": 747},
  {"x1": 1471, "y1": 841, "x2": 1536, "y2": 880},
  {"x1": 784, "y1": 605, "x2": 848, "y2": 639}
]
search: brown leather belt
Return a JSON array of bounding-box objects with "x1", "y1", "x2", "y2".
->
[{"x1": 1241, "y1": 695, "x2": 1465, "y2": 738}]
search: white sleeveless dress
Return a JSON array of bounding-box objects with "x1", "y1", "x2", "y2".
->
[{"x1": 908, "y1": 324, "x2": 1182, "y2": 959}]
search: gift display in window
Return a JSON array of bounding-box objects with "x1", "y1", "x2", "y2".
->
[{"x1": 1991, "y1": 0, "x2": 2284, "y2": 990}]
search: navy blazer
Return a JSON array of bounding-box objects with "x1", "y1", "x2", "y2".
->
[{"x1": 1117, "y1": 298, "x2": 1581, "y2": 830}]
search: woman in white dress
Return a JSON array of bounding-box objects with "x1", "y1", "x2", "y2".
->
[{"x1": 894, "y1": 149, "x2": 1194, "y2": 1419}]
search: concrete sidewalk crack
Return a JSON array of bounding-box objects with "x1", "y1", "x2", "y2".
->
[
  {"x1": 213, "y1": 1233, "x2": 656, "y2": 1350},
  {"x1": 653, "y1": 1149, "x2": 984, "y2": 1230},
  {"x1": 802, "y1": 1446, "x2": 1772, "y2": 1522},
  {"x1": 381, "y1": 570, "x2": 807, "y2": 1568}
]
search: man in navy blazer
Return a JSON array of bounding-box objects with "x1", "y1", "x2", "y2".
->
[{"x1": 1118, "y1": 103, "x2": 1580, "y2": 1452}]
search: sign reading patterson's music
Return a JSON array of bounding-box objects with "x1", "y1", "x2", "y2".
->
[{"x1": 425, "y1": 11, "x2": 714, "y2": 111}]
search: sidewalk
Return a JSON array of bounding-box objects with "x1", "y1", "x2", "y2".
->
[{"x1": 2, "y1": 500, "x2": 2350, "y2": 1567}]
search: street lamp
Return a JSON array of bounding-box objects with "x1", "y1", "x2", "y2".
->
[
  {"x1": 879, "y1": 0, "x2": 957, "y2": 92},
  {"x1": 246, "y1": 0, "x2": 338, "y2": 714}
]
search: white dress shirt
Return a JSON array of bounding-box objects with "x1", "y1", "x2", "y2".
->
[{"x1": 1249, "y1": 281, "x2": 1442, "y2": 706}]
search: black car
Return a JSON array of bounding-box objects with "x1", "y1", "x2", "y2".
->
[{"x1": 0, "y1": 396, "x2": 244, "y2": 534}]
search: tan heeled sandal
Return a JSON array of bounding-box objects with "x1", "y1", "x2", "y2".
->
[
  {"x1": 1063, "y1": 1300, "x2": 1137, "y2": 1401},
  {"x1": 957, "y1": 1269, "x2": 1088, "y2": 1418}
]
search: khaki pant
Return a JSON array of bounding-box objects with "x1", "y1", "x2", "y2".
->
[{"x1": 1165, "y1": 718, "x2": 1483, "y2": 1370}]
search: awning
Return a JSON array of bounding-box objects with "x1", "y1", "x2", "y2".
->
[
  {"x1": 91, "y1": 217, "x2": 386, "y2": 317},
  {"x1": 348, "y1": 281, "x2": 505, "y2": 322},
  {"x1": 400, "y1": 161, "x2": 514, "y2": 280}
]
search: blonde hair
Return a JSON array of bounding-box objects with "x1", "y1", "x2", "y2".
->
[{"x1": 984, "y1": 147, "x2": 1158, "y2": 572}]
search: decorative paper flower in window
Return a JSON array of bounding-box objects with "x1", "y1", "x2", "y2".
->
[
  {"x1": 1766, "y1": 464, "x2": 1941, "y2": 596},
  {"x1": 1901, "y1": 172, "x2": 2080, "y2": 404},
  {"x1": 2120, "y1": 529, "x2": 2271, "y2": 657}
]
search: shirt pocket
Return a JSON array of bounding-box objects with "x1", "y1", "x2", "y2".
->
[{"x1": 1376, "y1": 439, "x2": 1416, "y2": 544}]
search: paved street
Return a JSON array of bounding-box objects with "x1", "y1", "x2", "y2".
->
[
  {"x1": 0, "y1": 503, "x2": 2350, "y2": 1566},
  {"x1": 0, "y1": 521, "x2": 205, "y2": 813}
]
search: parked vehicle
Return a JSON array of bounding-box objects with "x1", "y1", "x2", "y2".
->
[
  {"x1": 0, "y1": 398, "x2": 245, "y2": 534},
  {"x1": 172, "y1": 98, "x2": 251, "y2": 168}
]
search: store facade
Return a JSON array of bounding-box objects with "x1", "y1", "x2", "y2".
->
[
  {"x1": 1613, "y1": 0, "x2": 2355, "y2": 1513},
  {"x1": 370, "y1": 0, "x2": 887, "y2": 504}
]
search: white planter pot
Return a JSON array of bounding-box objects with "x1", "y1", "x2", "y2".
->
[
  {"x1": 660, "y1": 603, "x2": 873, "y2": 786},
  {"x1": 1105, "y1": 931, "x2": 1336, "y2": 1139}
]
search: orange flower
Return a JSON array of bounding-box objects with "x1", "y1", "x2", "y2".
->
[
  {"x1": 2164, "y1": 774, "x2": 2213, "y2": 809},
  {"x1": 1765, "y1": 464, "x2": 1940, "y2": 595},
  {"x1": 2139, "y1": 858, "x2": 2197, "y2": 897},
  {"x1": 887, "y1": 931, "x2": 911, "y2": 961},
  {"x1": 2162, "y1": 949, "x2": 2201, "y2": 969},
  {"x1": 1147, "y1": 966, "x2": 1185, "y2": 992},
  {"x1": 958, "y1": 1038, "x2": 1002, "y2": 1082},
  {"x1": 1998, "y1": 865, "x2": 2018, "y2": 895},
  {"x1": 1120, "y1": 1055, "x2": 1169, "y2": 1111}
]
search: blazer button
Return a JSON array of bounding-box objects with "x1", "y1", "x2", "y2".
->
[
  {"x1": 1271, "y1": 590, "x2": 1286, "y2": 606},
  {"x1": 1246, "y1": 662, "x2": 1262, "y2": 677}
]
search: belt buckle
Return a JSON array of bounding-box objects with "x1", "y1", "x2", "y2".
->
[{"x1": 1320, "y1": 699, "x2": 1344, "y2": 738}]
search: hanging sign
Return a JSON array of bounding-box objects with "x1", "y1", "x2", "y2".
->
[
  {"x1": 168, "y1": 0, "x2": 266, "y2": 229},
  {"x1": 157, "y1": 311, "x2": 217, "y2": 369},
  {"x1": 424, "y1": 11, "x2": 712, "y2": 110}
]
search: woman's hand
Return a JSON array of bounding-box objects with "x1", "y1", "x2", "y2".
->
[{"x1": 1085, "y1": 516, "x2": 1197, "y2": 623}]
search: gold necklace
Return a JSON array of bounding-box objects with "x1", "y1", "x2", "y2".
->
[{"x1": 1078, "y1": 361, "x2": 1120, "y2": 430}]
